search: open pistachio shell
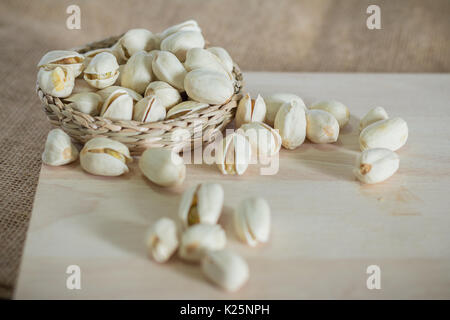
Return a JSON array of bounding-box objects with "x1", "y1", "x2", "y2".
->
[
  {"x1": 216, "y1": 133, "x2": 252, "y2": 175},
  {"x1": 96, "y1": 86, "x2": 142, "y2": 102},
  {"x1": 158, "y1": 20, "x2": 201, "y2": 40},
  {"x1": 235, "y1": 94, "x2": 267, "y2": 128},
  {"x1": 146, "y1": 217, "x2": 179, "y2": 263},
  {"x1": 179, "y1": 224, "x2": 226, "y2": 262},
  {"x1": 240, "y1": 121, "x2": 282, "y2": 158},
  {"x1": 83, "y1": 52, "x2": 119, "y2": 89},
  {"x1": 38, "y1": 50, "x2": 85, "y2": 77},
  {"x1": 184, "y1": 69, "x2": 234, "y2": 105},
  {"x1": 160, "y1": 30, "x2": 205, "y2": 62},
  {"x1": 184, "y1": 48, "x2": 231, "y2": 79},
  {"x1": 42, "y1": 129, "x2": 78, "y2": 166},
  {"x1": 264, "y1": 93, "x2": 306, "y2": 127},
  {"x1": 38, "y1": 66, "x2": 75, "y2": 98},
  {"x1": 178, "y1": 183, "x2": 224, "y2": 228},
  {"x1": 133, "y1": 95, "x2": 166, "y2": 123},
  {"x1": 114, "y1": 28, "x2": 159, "y2": 61},
  {"x1": 166, "y1": 101, "x2": 209, "y2": 119},
  {"x1": 80, "y1": 137, "x2": 132, "y2": 176},
  {"x1": 144, "y1": 81, "x2": 182, "y2": 110},
  {"x1": 100, "y1": 89, "x2": 133, "y2": 121},
  {"x1": 274, "y1": 101, "x2": 307, "y2": 149}
]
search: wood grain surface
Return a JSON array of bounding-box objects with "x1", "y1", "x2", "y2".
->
[{"x1": 15, "y1": 73, "x2": 450, "y2": 299}]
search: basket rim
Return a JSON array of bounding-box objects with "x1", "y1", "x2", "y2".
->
[{"x1": 37, "y1": 35, "x2": 244, "y2": 129}]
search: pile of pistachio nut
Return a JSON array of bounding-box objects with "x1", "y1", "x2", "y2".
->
[{"x1": 37, "y1": 20, "x2": 236, "y2": 123}]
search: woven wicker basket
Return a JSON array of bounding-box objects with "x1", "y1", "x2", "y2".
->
[{"x1": 37, "y1": 35, "x2": 244, "y2": 155}]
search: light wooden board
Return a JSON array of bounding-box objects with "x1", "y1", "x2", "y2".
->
[{"x1": 15, "y1": 73, "x2": 450, "y2": 299}]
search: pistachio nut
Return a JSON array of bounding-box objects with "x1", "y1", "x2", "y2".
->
[
  {"x1": 274, "y1": 101, "x2": 307, "y2": 149},
  {"x1": 306, "y1": 109, "x2": 340, "y2": 144},
  {"x1": 360, "y1": 106, "x2": 389, "y2": 130},
  {"x1": 264, "y1": 93, "x2": 306, "y2": 126},
  {"x1": 144, "y1": 81, "x2": 182, "y2": 110},
  {"x1": 359, "y1": 117, "x2": 408, "y2": 151},
  {"x1": 152, "y1": 51, "x2": 187, "y2": 91},
  {"x1": 184, "y1": 69, "x2": 234, "y2": 105},
  {"x1": 353, "y1": 148, "x2": 399, "y2": 184},
  {"x1": 216, "y1": 133, "x2": 252, "y2": 175},
  {"x1": 160, "y1": 31, "x2": 205, "y2": 62},
  {"x1": 37, "y1": 66, "x2": 75, "y2": 98},
  {"x1": 207, "y1": 47, "x2": 234, "y2": 74},
  {"x1": 184, "y1": 48, "x2": 231, "y2": 79},
  {"x1": 38, "y1": 50, "x2": 85, "y2": 77},
  {"x1": 201, "y1": 249, "x2": 249, "y2": 292},
  {"x1": 80, "y1": 137, "x2": 132, "y2": 176},
  {"x1": 114, "y1": 28, "x2": 159, "y2": 61},
  {"x1": 146, "y1": 217, "x2": 179, "y2": 263},
  {"x1": 240, "y1": 121, "x2": 281, "y2": 158},
  {"x1": 158, "y1": 20, "x2": 201, "y2": 40},
  {"x1": 96, "y1": 86, "x2": 142, "y2": 102},
  {"x1": 65, "y1": 92, "x2": 103, "y2": 116},
  {"x1": 139, "y1": 148, "x2": 186, "y2": 187},
  {"x1": 83, "y1": 48, "x2": 114, "y2": 67},
  {"x1": 100, "y1": 89, "x2": 134, "y2": 121},
  {"x1": 42, "y1": 129, "x2": 78, "y2": 166},
  {"x1": 133, "y1": 95, "x2": 166, "y2": 123},
  {"x1": 179, "y1": 224, "x2": 226, "y2": 262},
  {"x1": 233, "y1": 197, "x2": 271, "y2": 247},
  {"x1": 309, "y1": 100, "x2": 350, "y2": 128},
  {"x1": 235, "y1": 94, "x2": 267, "y2": 128},
  {"x1": 121, "y1": 51, "x2": 154, "y2": 94},
  {"x1": 178, "y1": 183, "x2": 224, "y2": 228},
  {"x1": 166, "y1": 101, "x2": 209, "y2": 119},
  {"x1": 83, "y1": 52, "x2": 119, "y2": 89}
]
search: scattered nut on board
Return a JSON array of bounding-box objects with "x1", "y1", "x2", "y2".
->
[
  {"x1": 146, "y1": 217, "x2": 179, "y2": 263},
  {"x1": 201, "y1": 249, "x2": 249, "y2": 292},
  {"x1": 79, "y1": 137, "x2": 132, "y2": 177},
  {"x1": 41, "y1": 129, "x2": 78, "y2": 166},
  {"x1": 306, "y1": 109, "x2": 340, "y2": 144},
  {"x1": 216, "y1": 132, "x2": 252, "y2": 175},
  {"x1": 179, "y1": 224, "x2": 227, "y2": 262},
  {"x1": 309, "y1": 100, "x2": 350, "y2": 128},
  {"x1": 139, "y1": 148, "x2": 186, "y2": 187},
  {"x1": 178, "y1": 183, "x2": 224, "y2": 227},
  {"x1": 234, "y1": 197, "x2": 271, "y2": 247},
  {"x1": 359, "y1": 117, "x2": 408, "y2": 151},
  {"x1": 274, "y1": 100, "x2": 307, "y2": 149},
  {"x1": 353, "y1": 148, "x2": 400, "y2": 184},
  {"x1": 263, "y1": 93, "x2": 306, "y2": 127},
  {"x1": 359, "y1": 106, "x2": 389, "y2": 130},
  {"x1": 240, "y1": 121, "x2": 282, "y2": 158}
]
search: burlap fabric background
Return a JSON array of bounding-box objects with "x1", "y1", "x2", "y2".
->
[{"x1": 0, "y1": 0, "x2": 449, "y2": 299}]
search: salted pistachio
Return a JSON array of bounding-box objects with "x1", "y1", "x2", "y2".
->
[
  {"x1": 234, "y1": 197, "x2": 270, "y2": 247},
  {"x1": 184, "y1": 69, "x2": 234, "y2": 105},
  {"x1": 152, "y1": 51, "x2": 187, "y2": 91},
  {"x1": 100, "y1": 89, "x2": 133, "y2": 121},
  {"x1": 37, "y1": 66, "x2": 75, "y2": 98},
  {"x1": 160, "y1": 31, "x2": 205, "y2": 62},
  {"x1": 309, "y1": 100, "x2": 350, "y2": 128},
  {"x1": 158, "y1": 20, "x2": 201, "y2": 40},
  {"x1": 121, "y1": 51, "x2": 154, "y2": 95},
  {"x1": 83, "y1": 52, "x2": 119, "y2": 89},
  {"x1": 139, "y1": 148, "x2": 186, "y2": 187},
  {"x1": 207, "y1": 47, "x2": 234, "y2": 74},
  {"x1": 80, "y1": 137, "x2": 132, "y2": 176},
  {"x1": 235, "y1": 94, "x2": 267, "y2": 128},
  {"x1": 96, "y1": 86, "x2": 142, "y2": 102},
  {"x1": 240, "y1": 121, "x2": 281, "y2": 158},
  {"x1": 114, "y1": 28, "x2": 159, "y2": 61},
  {"x1": 65, "y1": 92, "x2": 103, "y2": 116},
  {"x1": 144, "y1": 81, "x2": 182, "y2": 110},
  {"x1": 179, "y1": 224, "x2": 226, "y2": 262},
  {"x1": 360, "y1": 106, "x2": 389, "y2": 130},
  {"x1": 359, "y1": 117, "x2": 408, "y2": 151},
  {"x1": 83, "y1": 48, "x2": 114, "y2": 67},
  {"x1": 184, "y1": 48, "x2": 231, "y2": 79},
  {"x1": 179, "y1": 183, "x2": 224, "y2": 228},
  {"x1": 42, "y1": 129, "x2": 78, "y2": 166},
  {"x1": 146, "y1": 217, "x2": 179, "y2": 263},
  {"x1": 353, "y1": 148, "x2": 399, "y2": 184},
  {"x1": 166, "y1": 101, "x2": 209, "y2": 119},
  {"x1": 306, "y1": 109, "x2": 340, "y2": 144},
  {"x1": 201, "y1": 249, "x2": 249, "y2": 292},
  {"x1": 38, "y1": 50, "x2": 85, "y2": 77},
  {"x1": 216, "y1": 133, "x2": 252, "y2": 175},
  {"x1": 274, "y1": 101, "x2": 307, "y2": 149},
  {"x1": 264, "y1": 93, "x2": 306, "y2": 127},
  {"x1": 133, "y1": 95, "x2": 166, "y2": 122}
]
